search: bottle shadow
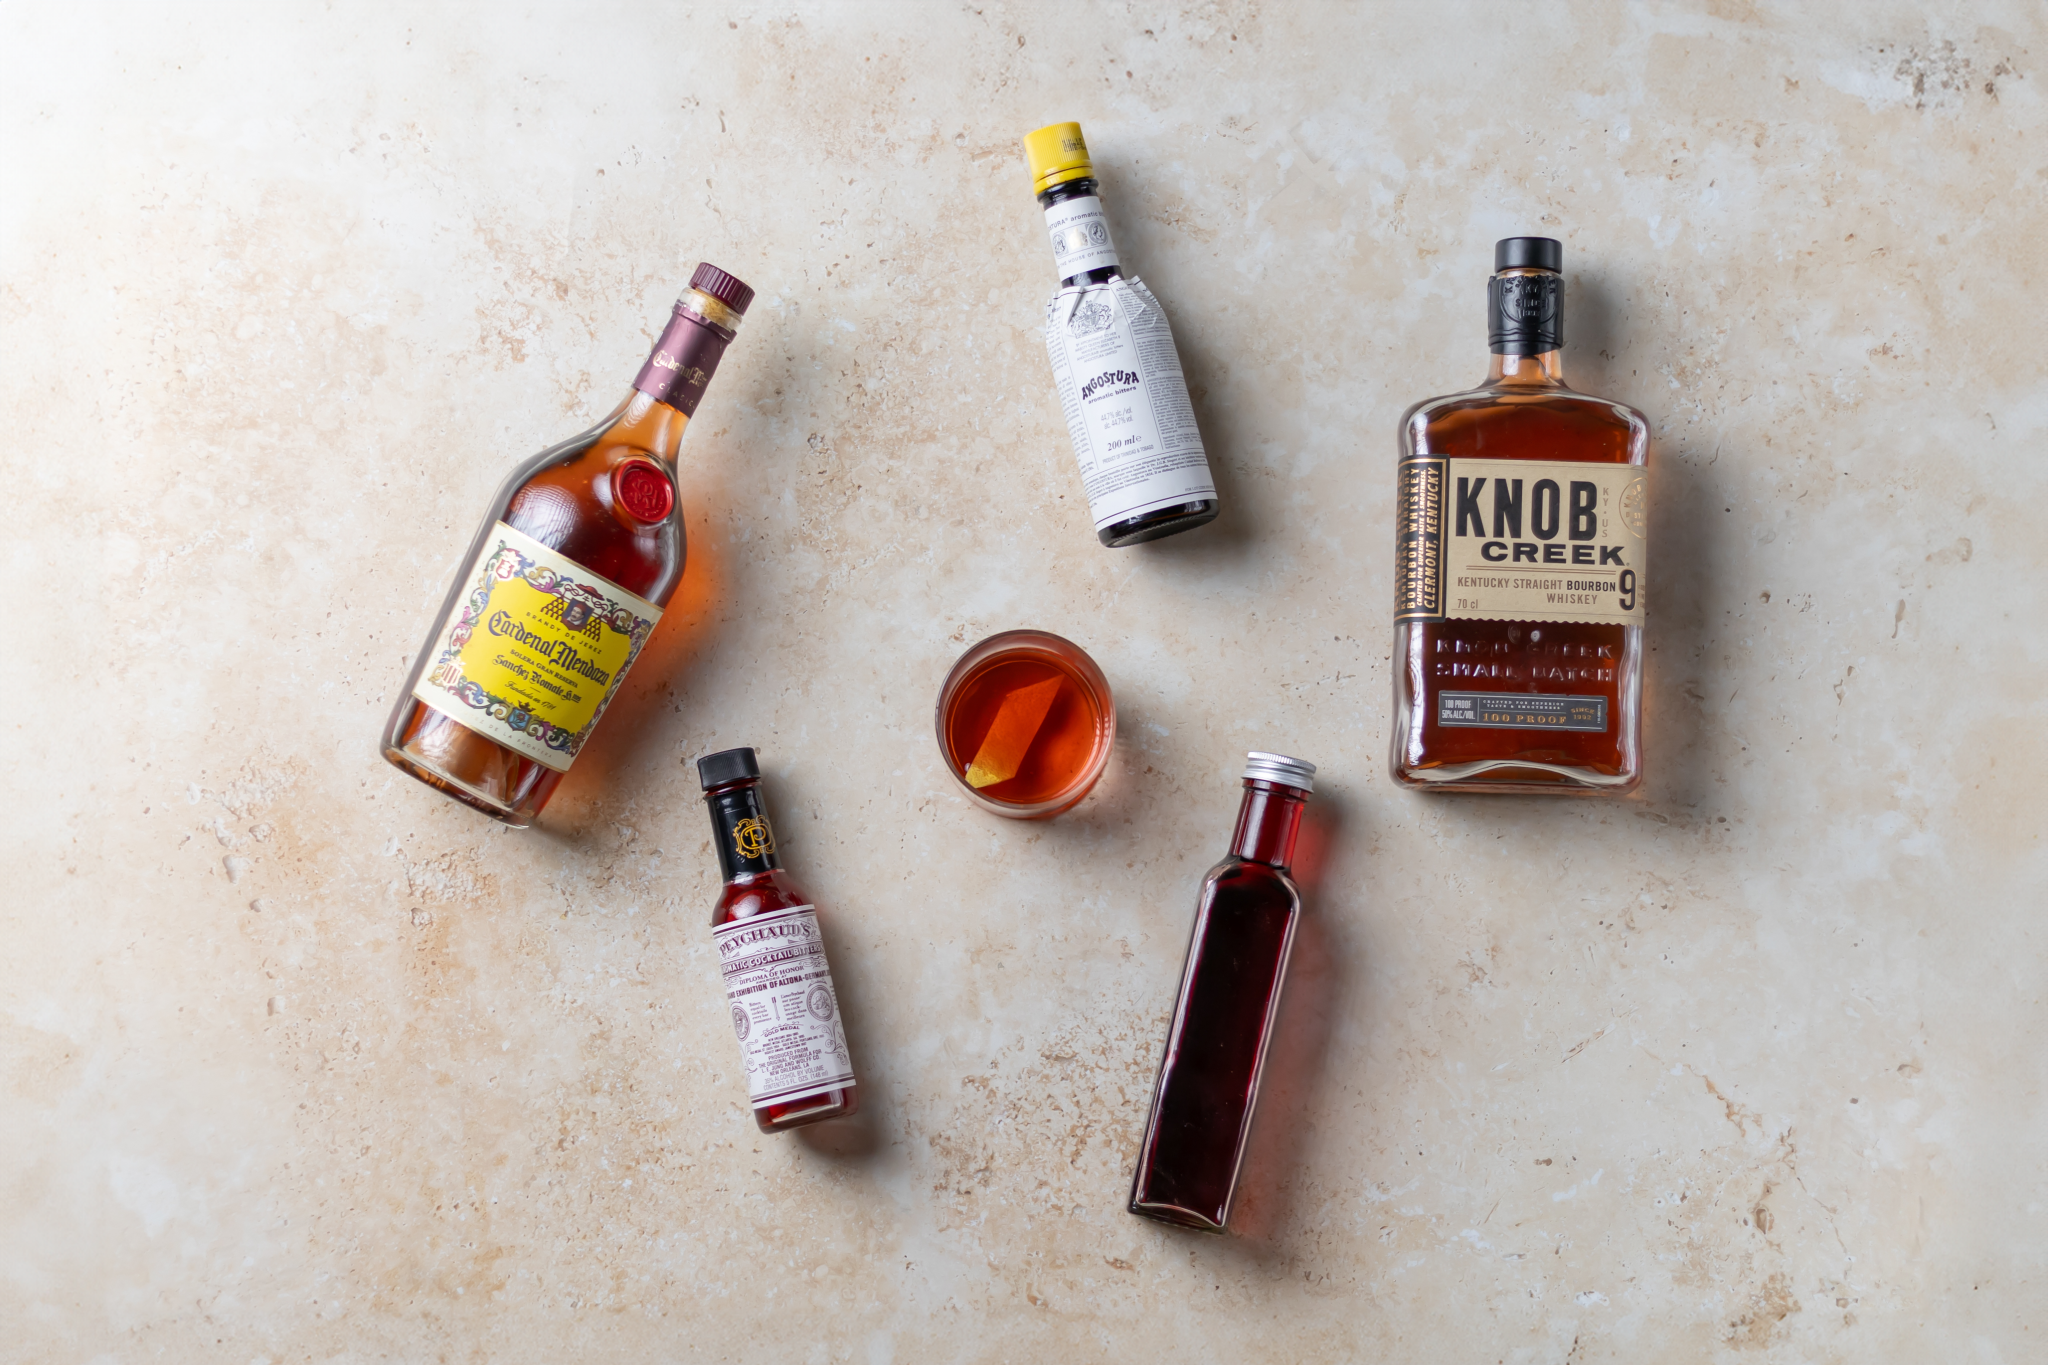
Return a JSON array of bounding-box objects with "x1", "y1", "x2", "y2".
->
[
  {"x1": 791, "y1": 881, "x2": 892, "y2": 1163},
  {"x1": 1570, "y1": 265, "x2": 1723, "y2": 821},
  {"x1": 1086, "y1": 149, "x2": 1260, "y2": 576}
]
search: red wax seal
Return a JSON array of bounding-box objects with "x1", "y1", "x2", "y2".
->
[{"x1": 614, "y1": 459, "x2": 675, "y2": 524}]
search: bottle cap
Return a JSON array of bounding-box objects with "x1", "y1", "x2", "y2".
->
[
  {"x1": 696, "y1": 747, "x2": 761, "y2": 790},
  {"x1": 689, "y1": 262, "x2": 755, "y2": 315},
  {"x1": 1244, "y1": 751, "x2": 1316, "y2": 793},
  {"x1": 1494, "y1": 237, "x2": 1563, "y2": 273},
  {"x1": 1024, "y1": 122, "x2": 1095, "y2": 195}
]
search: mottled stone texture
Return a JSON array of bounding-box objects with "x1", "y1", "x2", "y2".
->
[{"x1": 3, "y1": 2, "x2": 2042, "y2": 1361}]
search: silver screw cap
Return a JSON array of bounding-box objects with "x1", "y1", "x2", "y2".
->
[{"x1": 1243, "y1": 751, "x2": 1316, "y2": 792}]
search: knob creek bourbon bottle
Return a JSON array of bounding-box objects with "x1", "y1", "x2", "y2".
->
[
  {"x1": 1390, "y1": 238, "x2": 1650, "y2": 793},
  {"x1": 380, "y1": 264, "x2": 753, "y2": 825}
]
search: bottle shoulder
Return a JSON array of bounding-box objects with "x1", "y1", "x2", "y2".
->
[
  {"x1": 480, "y1": 394, "x2": 685, "y2": 601},
  {"x1": 1204, "y1": 855, "x2": 1303, "y2": 909},
  {"x1": 714, "y1": 870, "x2": 812, "y2": 927},
  {"x1": 1401, "y1": 377, "x2": 1649, "y2": 465}
]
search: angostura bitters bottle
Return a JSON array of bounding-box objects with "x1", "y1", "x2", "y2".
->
[
  {"x1": 380, "y1": 264, "x2": 753, "y2": 825},
  {"x1": 1025, "y1": 122, "x2": 1220, "y2": 546},
  {"x1": 1130, "y1": 753, "x2": 1315, "y2": 1233},
  {"x1": 1390, "y1": 238, "x2": 1650, "y2": 793},
  {"x1": 699, "y1": 748, "x2": 858, "y2": 1132}
]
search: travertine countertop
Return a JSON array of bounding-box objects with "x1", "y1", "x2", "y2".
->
[{"x1": 5, "y1": 4, "x2": 2042, "y2": 1360}]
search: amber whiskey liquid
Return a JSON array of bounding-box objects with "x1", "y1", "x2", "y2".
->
[
  {"x1": 380, "y1": 264, "x2": 753, "y2": 825},
  {"x1": 1390, "y1": 238, "x2": 1649, "y2": 793}
]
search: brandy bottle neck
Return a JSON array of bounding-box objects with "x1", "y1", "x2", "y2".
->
[
  {"x1": 631, "y1": 287, "x2": 743, "y2": 422},
  {"x1": 1229, "y1": 780, "x2": 1307, "y2": 869},
  {"x1": 613, "y1": 389, "x2": 690, "y2": 460}
]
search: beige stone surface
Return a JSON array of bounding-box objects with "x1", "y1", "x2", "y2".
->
[{"x1": 4, "y1": 2, "x2": 2043, "y2": 1360}]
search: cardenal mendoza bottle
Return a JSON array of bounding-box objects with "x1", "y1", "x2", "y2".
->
[
  {"x1": 1025, "y1": 121, "x2": 1220, "y2": 547},
  {"x1": 380, "y1": 264, "x2": 752, "y2": 825}
]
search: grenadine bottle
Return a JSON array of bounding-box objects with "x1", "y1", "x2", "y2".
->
[
  {"x1": 1129, "y1": 752, "x2": 1315, "y2": 1232},
  {"x1": 379, "y1": 263, "x2": 753, "y2": 825},
  {"x1": 699, "y1": 748, "x2": 858, "y2": 1132}
]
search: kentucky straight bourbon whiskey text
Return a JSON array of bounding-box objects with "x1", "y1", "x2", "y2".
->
[{"x1": 1390, "y1": 237, "x2": 1650, "y2": 793}]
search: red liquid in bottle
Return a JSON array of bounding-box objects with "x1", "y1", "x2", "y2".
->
[
  {"x1": 699, "y1": 748, "x2": 858, "y2": 1133},
  {"x1": 1129, "y1": 758, "x2": 1312, "y2": 1232}
]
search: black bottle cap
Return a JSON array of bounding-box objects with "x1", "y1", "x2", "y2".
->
[
  {"x1": 1494, "y1": 237, "x2": 1563, "y2": 273},
  {"x1": 696, "y1": 747, "x2": 760, "y2": 790}
]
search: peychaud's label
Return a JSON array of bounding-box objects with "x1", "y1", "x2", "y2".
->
[
  {"x1": 413, "y1": 521, "x2": 660, "y2": 771},
  {"x1": 716, "y1": 904, "x2": 856, "y2": 1107},
  {"x1": 1396, "y1": 457, "x2": 1646, "y2": 626}
]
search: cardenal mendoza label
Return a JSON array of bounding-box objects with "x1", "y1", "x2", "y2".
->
[
  {"x1": 412, "y1": 521, "x2": 661, "y2": 771},
  {"x1": 1043, "y1": 276, "x2": 1217, "y2": 530}
]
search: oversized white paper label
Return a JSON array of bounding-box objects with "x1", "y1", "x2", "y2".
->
[
  {"x1": 714, "y1": 904, "x2": 855, "y2": 1107},
  {"x1": 1044, "y1": 194, "x2": 1121, "y2": 278},
  {"x1": 1043, "y1": 275, "x2": 1217, "y2": 531}
]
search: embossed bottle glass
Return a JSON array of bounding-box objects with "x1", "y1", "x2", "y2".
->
[
  {"x1": 1390, "y1": 238, "x2": 1650, "y2": 793},
  {"x1": 380, "y1": 264, "x2": 752, "y2": 825}
]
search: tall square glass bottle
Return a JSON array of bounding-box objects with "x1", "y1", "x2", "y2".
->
[{"x1": 1390, "y1": 238, "x2": 1650, "y2": 793}]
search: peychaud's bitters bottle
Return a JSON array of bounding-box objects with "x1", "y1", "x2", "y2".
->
[
  {"x1": 1026, "y1": 122, "x2": 1219, "y2": 546},
  {"x1": 381, "y1": 264, "x2": 752, "y2": 825},
  {"x1": 699, "y1": 748, "x2": 858, "y2": 1132},
  {"x1": 1391, "y1": 238, "x2": 1650, "y2": 792}
]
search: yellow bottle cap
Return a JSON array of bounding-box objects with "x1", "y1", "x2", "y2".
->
[{"x1": 1023, "y1": 122, "x2": 1095, "y2": 196}]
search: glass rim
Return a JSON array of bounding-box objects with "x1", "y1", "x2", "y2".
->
[{"x1": 934, "y1": 629, "x2": 1115, "y2": 820}]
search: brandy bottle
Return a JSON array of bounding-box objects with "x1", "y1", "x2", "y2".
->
[
  {"x1": 1129, "y1": 752, "x2": 1314, "y2": 1233},
  {"x1": 1390, "y1": 237, "x2": 1650, "y2": 793},
  {"x1": 380, "y1": 263, "x2": 753, "y2": 825},
  {"x1": 699, "y1": 748, "x2": 858, "y2": 1132}
]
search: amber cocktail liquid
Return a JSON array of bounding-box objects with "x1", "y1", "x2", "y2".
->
[{"x1": 936, "y1": 630, "x2": 1114, "y2": 818}]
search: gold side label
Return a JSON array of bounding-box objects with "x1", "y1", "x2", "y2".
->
[
  {"x1": 1395, "y1": 458, "x2": 1646, "y2": 626},
  {"x1": 1395, "y1": 456, "x2": 1447, "y2": 621},
  {"x1": 412, "y1": 522, "x2": 661, "y2": 772}
]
